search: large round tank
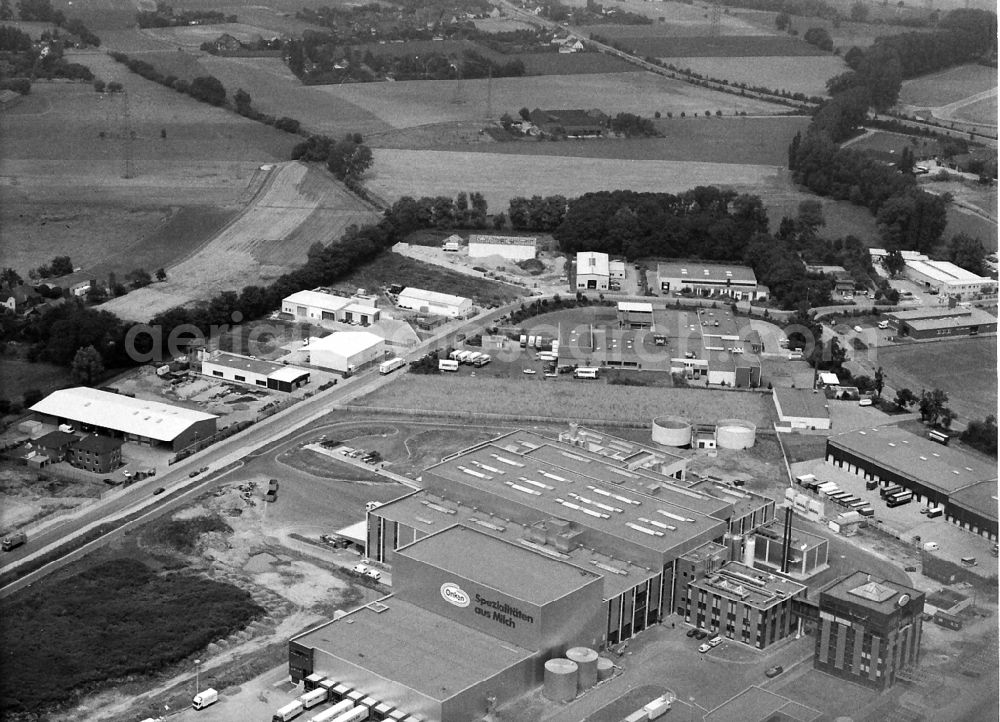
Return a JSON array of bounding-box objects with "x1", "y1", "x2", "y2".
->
[
  {"x1": 543, "y1": 659, "x2": 578, "y2": 702},
  {"x1": 651, "y1": 415, "x2": 693, "y2": 447},
  {"x1": 716, "y1": 419, "x2": 756, "y2": 449},
  {"x1": 566, "y1": 647, "x2": 599, "y2": 690},
  {"x1": 726, "y1": 533, "x2": 743, "y2": 562},
  {"x1": 596, "y1": 657, "x2": 615, "y2": 681},
  {"x1": 743, "y1": 535, "x2": 757, "y2": 567}
]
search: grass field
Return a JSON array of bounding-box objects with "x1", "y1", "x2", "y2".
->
[
  {"x1": 574, "y1": 0, "x2": 771, "y2": 35},
  {"x1": 898, "y1": 65, "x2": 998, "y2": 108},
  {"x1": 667, "y1": 56, "x2": 845, "y2": 96},
  {"x1": 952, "y1": 95, "x2": 998, "y2": 126},
  {"x1": 449, "y1": 116, "x2": 810, "y2": 165},
  {"x1": 339, "y1": 251, "x2": 526, "y2": 308},
  {"x1": 876, "y1": 337, "x2": 997, "y2": 421},
  {"x1": 945, "y1": 207, "x2": 998, "y2": 251},
  {"x1": 0, "y1": 357, "x2": 74, "y2": 404},
  {"x1": 628, "y1": 35, "x2": 829, "y2": 58},
  {"x1": 366, "y1": 148, "x2": 790, "y2": 213},
  {"x1": 351, "y1": 374, "x2": 778, "y2": 425},
  {"x1": 844, "y1": 130, "x2": 941, "y2": 158}
]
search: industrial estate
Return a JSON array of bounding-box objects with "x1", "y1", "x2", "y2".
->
[{"x1": 0, "y1": 0, "x2": 997, "y2": 722}]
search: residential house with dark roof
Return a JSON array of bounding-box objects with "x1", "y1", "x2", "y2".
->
[{"x1": 69, "y1": 434, "x2": 124, "y2": 473}]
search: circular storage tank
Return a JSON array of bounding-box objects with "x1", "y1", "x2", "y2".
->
[
  {"x1": 566, "y1": 647, "x2": 599, "y2": 690},
  {"x1": 651, "y1": 415, "x2": 693, "y2": 447},
  {"x1": 716, "y1": 419, "x2": 756, "y2": 449},
  {"x1": 543, "y1": 659, "x2": 579, "y2": 702},
  {"x1": 596, "y1": 657, "x2": 615, "y2": 681}
]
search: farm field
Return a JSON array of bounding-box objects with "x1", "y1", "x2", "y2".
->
[
  {"x1": 517, "y1": 52, "x2": 634, "y2": 75},
  {"x1": 875, "y1": 337, "x2": 997, "y2": 422},
  {"x1": 666, "y1": 56, "x2": 845, "y2": 97},
  {"x1": 898, "y1": 65, "x2": 998, "y2": 108},
  {"x1": 843, "y1": 129, "x2": 941, "y2": 158},
  {"x1": 99, "y1": 161, "x2": 379, "y2": 321},
  {"x1": 573, "y1": 0, "x2": 768, "y2": 34},
  {"x1": 140, "y1": 22, "x2": 294, "y2": 48},
  {"x1": 448, "y1": 116, "x2": 811, "y2": 165},
  {"x1": 763, "y1": 194, "x2": 880, "y2": 242},
  {"x1": 952, "y1": 94, "x2": 998, "y2": 126},
  {"x1": 944, "y1": 206, "x2": 998, "y2": 252},
  {"x1": 366, "y1": 148, "x2": 789, "y2": 213},
  {"x1": 323, "y1": 72, "x2": 787, "y2": 130},
  {"x1": 350, "y1": 374, "x2": 778, "y2": 425},
  {"x1": 629, "y1": 35, "x2": 829, "y2": 58}
]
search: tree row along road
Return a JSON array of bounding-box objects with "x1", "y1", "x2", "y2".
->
[{"x1": 0, "y1": 301, "x2": 523, "y2": 596}]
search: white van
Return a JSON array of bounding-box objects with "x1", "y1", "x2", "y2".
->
[{"x1": 192, "y1": 688, "x2": 219, "y2": 710}]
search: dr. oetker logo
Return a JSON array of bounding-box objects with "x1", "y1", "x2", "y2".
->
[{"x1": 440, "y1": 582, "x2": 471, "y2": 608}]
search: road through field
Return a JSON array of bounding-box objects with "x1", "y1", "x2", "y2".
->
[{"x1": 367, "y1": 148, "x2": 788, "y2": 211}]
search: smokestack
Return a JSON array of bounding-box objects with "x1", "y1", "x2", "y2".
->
[{"x1": 780, "y1": 506, "x2": 793, "y2": 574}]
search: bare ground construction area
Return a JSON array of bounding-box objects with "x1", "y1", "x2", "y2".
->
[{"x1": 99, "y1": 161, "x2": 379, "y2": 321}]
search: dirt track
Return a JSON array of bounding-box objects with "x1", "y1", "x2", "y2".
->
[{"x1": 99, "y1": 162, "x2": 379, "y2": 321}]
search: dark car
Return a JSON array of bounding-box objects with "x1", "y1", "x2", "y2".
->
[
  {"x1": 686, "y1": 628, "x2": 699, "y2": 638},
  {"x1": 189, "y1": 470, "x2": 200, "y2": 478},
  {"x1": 103, "y1": 478, "x2": 116, "y2": 486},
  {"x1": 695, "y1": 630, "x2": 709, "y2": 640},
  {"x1": 765, "y1": 665, "x2": 784, "y2": 678},
  {"x1": 153, "y1": 487, "x2": 166, "y2": 495}
]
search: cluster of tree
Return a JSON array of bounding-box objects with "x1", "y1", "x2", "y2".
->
[
  {"x1": 27, "y1": 255, "x2": 73, "y2": 280},
  {"x1": 745, "y1": 235, "x2": 834, "y2": 310},
  {"x1": 946, "y1": 233, "x2": 989, "y2": 276},
  {"x1": 802, "y1": 27, "x2": 833, "y2": 51},
  {"x1": 608, "y1": 112, "x2": 660, "y2": 137},
  {"x1": 291, "y1": 133, "x2": 374, "y2": 182},
  {"x1": 379, "y1": 191, "x2": 490, "y2": 230},
  {"x1": 408, "y1": 351, "x2": 442, "y2": 374},
  {"x1": 93, "y1": 79, "x2": 124, "y2": 93},
  {"x1": 917, "y1": 388, "x2": 954, "y2": 428},
  {"x1": 108, "y1": 51, "x2": 226, "y2": 105},
  {"x1": 508, "y1": 195, "x2": 567, "y2": 231},
  {"x1": 960, "y1": 415, "x2": 997, "y2": 457},
  {"x1": 8, "y1": 0, "x2": 99, "y2": 45},
  {"x1": 295, "y1": 2, "x2": 482, "y2": 45},
  {"x1": 0, "y1": 23, "x2": 30, "y2": 50},
  {"x1": 540, "y1": 0, "x2": 651, "y2": 25},
  {"x1": 0, "y1": 24, "x2": 94, "y2": 84},
  {"x1": 200, "y1": 34, "x2": 282, "y2": 55},
  {"x1": 136, "y1": 2, "x2": 236, "y2": 28},
  {"x1": 550, "y1": 187, "x2": 770, "y2": 261},
  {"x1": 826, "y1": 9, "x2": 996, "y2": 112},
  {"x1": 0, "y1": 558, "x2": 263, "y2": 717},
  {"x1": 502, "y1": 292, "x2": 603, "y2": 327}
]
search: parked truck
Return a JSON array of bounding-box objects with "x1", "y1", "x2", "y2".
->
[
  {"x1": 192, "y1": 689, "x2": 219, "y2": 710},
  {"x1": 473, "y1": 353, "x2": 491, "y2": 367},
  {"x1": 1, "y1": 531, "x2": 26, "y2": 552},
  {"x1": 378, "y1": 357, "x2": 406, "y2": 375},
  {"x1": 272, "y1": 700, "x2": 305, "y2": 722},
  {"x1": 438, "y1": 359, "x2": 459, "y2": 372}
]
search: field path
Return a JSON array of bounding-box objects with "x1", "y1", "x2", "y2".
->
[
  {"x1": 100, "y1": 162, "x2": 379, "y2": 321},
  {"x1": 933, "y1": 87, "x2": 998, "y2": 126}
]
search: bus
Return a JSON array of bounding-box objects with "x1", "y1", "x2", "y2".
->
[
  {"x1": 574, "y1": 367, "x2": 600, "y2": 379},
  {"x1": 438, "y1": 359, "x2": 459, "y2": 372},
  {"x1": 928, "y1": 429, "x2": 950, "y2": 445}
]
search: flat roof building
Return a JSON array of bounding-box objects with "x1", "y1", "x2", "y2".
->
[
  {"x1": 657, "y1": 262, "x2": 765, "y2": 302},
  {"x1": 200, "y1": 351, "x2": 310, "y2": 392},
  {"x1": 576, "y1": 252, "x2": 610, "y2": 291},
  {"x1": 282, "y1": 288, "x2": 381, "y2": 327},
  {"x1": 887, "y1": 306, "x2": 997, "y2": 340},
  {"x1": 396, "y1": 287, "x2": 472, "y2": 318},
  {"x1": 305, "y1": 331, "x2": 385, "y2": 375},
  {"x1": 904, "y1": 259, "x2": 997, "y2": 301},
  {"x1": 616, "y1": 301, "x2": 654, "y2": 329},
  {"x1": 30, "y1": 387, "x2": 217, "y2": 452},
  {"x1": 826, "y1": 426, "x2": 998, "y2": 540},
  {"x1": 773, "y1": 388, "x2": 830, "y2": 431},
  {"x1": 815, "y1": 572, "x2": 924, "y2": 690},
  {"x1": 468, "y1": 234, "x2": 537, "y2": 261}
]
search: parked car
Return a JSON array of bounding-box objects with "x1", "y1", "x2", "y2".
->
[
  {"x1": 708, "y1": 636, "x2": 723, "y2": 648},
  {"x1": 152, "y1": 487, "x2": 166, "y2": 495},
  {"x1": 686, "y1": 628, "x2": 699, "y2": 638},
  {"x1": 103, "y1": 478, "x2": 116, "y2": 486},
  {"x1": 765, "y1": 665, "x2": 784, "y2": 678},
  {"x1": 352, "y1": 563, "x2": 370, "y2": 574},
  {"x1": 365, "y1": 569, "x2": 382, "y2": 581},
  {"x1": 522, "y1": 368, "x2": 537, "y2": 375},
  {"x1": 698, "y1": 643, "x2": 711, "y2": 653},
  {"x1": 695, "y1": 630, "x2": 709, "y2": 640},
  {"x1": 923, "y1": 541, "x2": 940, "y2": 551},
  {"x1": 189, "y1": 469, "x2": 200, "y2": 478}
]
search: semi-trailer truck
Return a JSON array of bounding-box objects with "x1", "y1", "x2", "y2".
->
[
  {"x1": 379, "y1": 357, "x2": 406, "y2": 375},
  {"x1": 438, "y1": 359, "x2": 459, "y2": 372},
  {"x1": 1, "y1": 531, "x2": 26, "y2": 551},
  {"x1": 299, "y1": 688, "x2": 328, "y2": 710},
  {"x1": 273, "y1": 700, "x2": 305, "y2": 722},
  {"x1": 309, "y1": 699, "x2": 354, "y2": 722}
]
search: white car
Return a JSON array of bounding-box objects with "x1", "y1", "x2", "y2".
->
[
  {"x1": 698, "y1": 643, "x2": 711, "y2": 653},
  {"x1": 708, "y1": 636, "x2": 723, "y2": 647},
  {"x1": 853, "y1": 325, "x2": 863, "y2": 332},
  {"x1": 923, "y1": 542, "x2": 940, "y2": 551},
  {"x1": 352, "y1": 563, "x2": 370, "y2": 574},
  {"x1": 365, "y1": 569, "x2": 382, "y2": 581},
  {"x1": 522, "y1": 369, "x2": 537, "y2": 375}
]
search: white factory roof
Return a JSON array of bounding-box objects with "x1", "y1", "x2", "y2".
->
[
  {"x1": 468, "y1": 234, "x2": 537, "y2": 247},
  {"x1": 283, "y1": 290, "x2": 353, "y2": 312},
  {"x1": 397, "y1": 287, "x2": 470, "y2": 308},
  {"x1": 617, "y1": 301, "x2": 654, "y2": 313},
  {"x1": 609, "y1": 260, "x2": 626, "y2": 272},
  {"x1": 577, "y1": 251, "x2": 610, "y2": 276},
  {"x1": 268, "y1": 365, "x2": 312, "y2": 383},
  {"x1": 819, "y1": 372, "x2": 840, "y2": 386},
  {"x1": 658, "y1": 262, "x2": 757, "y2": 284},
  {"x1": 905, "y1": 259, "x2": 990, "y2": 284},
  {"x1": 30, "y1": 387, "x2": 217, "y2": 443},
  {"x1": 869, "y1": 249, "x2": 928, "y2": 261},
  {"x1": 306, "y1": 331, "x2": 384, "y2": 355}
]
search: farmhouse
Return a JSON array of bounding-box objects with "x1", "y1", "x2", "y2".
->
[
  {"x1": 396, "y1": 287, "x2": 472, "y2": 318},
  {"x1": 886, "y1": 307, "x2": 997, "y2": 339},
  {"x1": 657, "y1": 262, "x2": 765, "y2": 301},
  {"x1": 199, "y1": 351, "x2": 311, "y2": 392},
  {"x1": 773, "y1": 388, "x2": 830, "y2": 430},
  {"x1": 903, "y1": 259, "x2": 996, "y2": 300},
  {"x1": 528, "y1": 108, "x2": 608, "y2": 137},
  {"x1": 68, "y1": 434, "x2": 124, "y2": 474},
  {"x1": 282, "y1": 288, "x2": 381, "y2": 327},
  {"x1": 30, "y1": 387, "x2": 218, "y2": 452},
  {"x1": 305, "y1": 331, "x2": 385, "y2": 375},
  {"x1": 825, "y1": 426, "x2": 998, "y2": 540},
  {"x1": 467, "y1": 234, "x2": 537, "y2": 261},
  {"x1": 575, "y1": 251, "x2": 609, "y2": 290}
]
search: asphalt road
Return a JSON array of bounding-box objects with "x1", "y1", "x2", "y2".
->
[{"x1": 0, "y1": 302, "x2": 523, "y2": 596}]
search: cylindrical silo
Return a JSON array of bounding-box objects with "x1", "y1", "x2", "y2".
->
[
  {"x1": 566, "y1": 647, "x2": 598, "y2": 690},
  {"x1": 716, "y1": 419, "x2": 756, "y2": 449},
  {"x1": 651, "y1": 415, "x2": 693, "y2": 447},
  {"x1": 596, "y1": 657, "x2": 615, "y2": 681},
  {"x1": 743, "y1": 535, "x2": 757, "y2": 567},
  {"x1": 727, "y1": 533, "x2": 743, "y2": 562},
  {"x1": 543, "y1": 659, "x2": 578, "y2": 702}
]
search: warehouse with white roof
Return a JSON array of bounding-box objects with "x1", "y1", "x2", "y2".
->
[
  {"x1": 30, "y1": 387, "x2": 218, "y2": 451},
  {"x1": 305, "y1": 331, "x2": 386, "y2": 374},
  {"x1": 903, "y1": 259, "x2": 996, "y2": 300},
  {"x1": 575, "y1": 252, "x2": 610, "y2": 290},
  {"x1": 396, "y1": 288, "x2": 472, "y2": 318},
  {"x1": 282, "y1": 288, "x2": 381, "y2": 327},
  {"x1": 468, "y1": 234, "x2": 537, "y2": 261}
]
